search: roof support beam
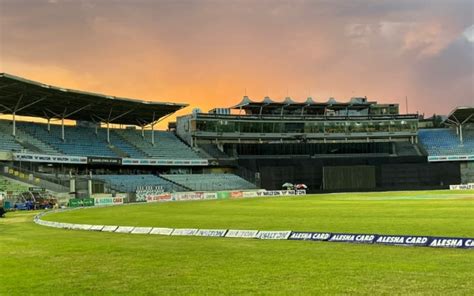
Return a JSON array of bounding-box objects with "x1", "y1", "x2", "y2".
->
[
  {"x1": 15, "y1": 96, "x2": 46, "y2": 113},
  {"x1": 95, "y1": 107, "x2": 137, "y2": 144},
  {"x1": 151, "y1": 112, "x2": 156, "y2": 146},
  {"x1": 109, "y1": 108, "x2": 135, "y2": 122}
]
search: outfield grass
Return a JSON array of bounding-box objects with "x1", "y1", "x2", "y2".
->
[
  {"x1": 45, "y1": 190, "x2": 474, "y2": 237},
  {"x1": 1, "y1": 190, "x2": 474, "y2": 295}
]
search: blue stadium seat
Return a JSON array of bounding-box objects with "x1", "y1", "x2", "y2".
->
[
  {"x1": 418, "y1": 128, "x2": 474, "y2": 156},
  {"x1": 161, "y1": 174, "x2": 257, "y2": 191},
  {"x1": 93, "y1": 174, "x2": 186, "y2": 192}
]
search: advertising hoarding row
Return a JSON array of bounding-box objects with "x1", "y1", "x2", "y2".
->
[
  {"x1": 34, "y1": 212, "x2": 474, "y2": 249},
  {"x1": 12, "y1": 152, "x2": 208, "y2": 166},
  {"x1": 144, "y1": 189, "x2": 307, "y2": 203}
]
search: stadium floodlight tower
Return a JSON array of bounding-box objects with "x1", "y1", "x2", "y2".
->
[
  {"x1": 444, "y1": 107, "x2": 474, "y2": 143},
  {"x1": 0, "y1": 73, "x2": 188, "y2": 145}
]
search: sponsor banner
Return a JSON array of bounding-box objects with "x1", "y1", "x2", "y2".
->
[
  {"x1": 428, "y1": 155, "x2": 474, "y2": 162},
  {"x1": 429, "y1": 237, "x2": 474, "y2": 249},
  {"x1": 230, "y1": 191, "x2": 243, "y2": 199},
  {"x1": 216, "y1": 191, "x2": 230, "y2": 199},
  {"x1": 71, "y1": 224, "x2": 86, "y2": 230},
  {"x1": 203, "y1": 192, "x2": 217, "y2": 200},
  {"x1": 288, "y1": 232, "x2": 331, "y2": 241},
  {"x1": 255, "y1": 190, "x2": 305, "y2": 197},
  {"x1": 375, "y1": 235, "x2": 430, "y2": 247},
  {"x1": 257, "y1": 231, "x2": 292, "y2": 240},
  {"x1": 171, "y1": 228, "x2": 199, "y2": 236},
  {"x1": 225, "y1": 230, "x2": 259, "y2": 239},
  {"x1": 94, "y1": 197, "x2": 124, "y2": 206},
  {"x1": 242, "y1": 191, "x2": 258, "y2": 198},
  {"x1": 87, "y1": 157, "x2": 122, "y2": 165},
  {"x1": 195, "y1": 229, "x2": 228, "y2": 237},
  {"x1": 115, "y1": 226, "x2": 135, "y2": 233},
  {"x1": 47, "y1": 222, "x2": 60, "y2": 228},
  {"x1": 13, "y1": 153, "x2": 87, "y2": 164},
  {"x1": 146, "y1": 193, "x2": 173, "y2": 203},
  {"x1": 122, "y1": 158, "x2": 209, "y2": 166},
  {"x1": 150, "y1": 228, "x2": 174, "y2": 235},
  {"x1": 55, "y1": 223, "x2": 71, "y2": 229},
  {"x1": 101, "y1": 225, "x2": 119, "y2": 232},
  {"x1": 173, "y1": 192, "x2": 204, "y2": 201},
  {"x1": 136, "y1": 186, "x2": 165, "y2": 202},
  {"x1": 131, "y1": 227, "x2": 153, "y2": 234},
  {"x1": 449, "y1": 184, "x2": 474, "y2": 190},
  {"x1": 61, "y1": 223, "x2": 75, "y2": 229},
  {"x1": 81, "y1": 224, "x2": 93, "y2": 230},
  {"x1": 90, "y1": 225, "x2": 104, "y2": 231},
  {"x1": 39, "y1": 220, "x2": 52, "y2": 227},
  {"x1": 329, "y1": 233, "x2": 377, "y2": 244},
  {"x1": 69, "y1": 198, "x2": 95, "y2": 207}
]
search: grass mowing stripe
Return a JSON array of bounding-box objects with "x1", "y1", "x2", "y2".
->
[{"x1": 44, "y1": 190, "x2": 474, "y2": 237}]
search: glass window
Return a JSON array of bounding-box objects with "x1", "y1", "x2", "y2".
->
[
  {"x1": 374, "y1": 121, "x2": 387, "y2": 132},
  {"x1": 304, "y1": 122, "x2": 324, "y2": 133},
  {"x1": 239, "y1": 122, "x2": 261, "y2": 133},
  {"x1": 367, "y1": 122, "x2": 376, "y2": 133},
  {"x1": 347, "y1": 122, "x2": 366, "y2": 133},
  {"x1": 262, "y1": 122, "x2": 273, "y2": 133},
  {"x1": 216, "y1": 120, "x2": 235, "y2": 133},
  {"x1": 325, "y1": 122, "x2": 346, "y2": 133},
  {"x1": 196, "y1": 120, "x2": 216, "y2": 132},
  {"x1": 284, "y1": 122, "x2": 304, "y2": 133}
]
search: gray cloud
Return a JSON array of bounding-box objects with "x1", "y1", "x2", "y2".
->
[{"x1": 0, "y1": 0, "x2": 472, "y2": 115}]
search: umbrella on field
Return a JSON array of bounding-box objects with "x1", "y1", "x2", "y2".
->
[
  {"x1": 282, "y1": 182, "x2": 293, "y2": 189},
  {"x1": 295, "y1": 184, "x2": 307, "y2": 189}
]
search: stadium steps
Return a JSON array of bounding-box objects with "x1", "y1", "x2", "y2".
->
[
  {"x1": 14, "y1": 124, "x2": 63, "y2": 155},
  {"x1": 394, "y1": 142, "x2": 422, "y2": 156},
  {"x1": 112, "y1": 130, "x2": 152, "y2": 158},
  {"x1": 115, "y1": 129, "x2": 202, "y2": 159},
  {"x1": 1, "y1": 165, "x2": 69, "y2": 193},
  {"x1": 13, "y1": 139, "x2": 42, "y2": 153},
  {"x1": 0, "y1": 176, "x2": 30, "y2": 194},
  {"x1": 156, "y1": 174, "x2": 192, "y2": 191},
  {"x1": 0, "y1": 121, "x2": 30, "y2": 152},
  {"x1": 198, "y1": 144, "x2": 233, "y2": 159},
  {"x1": 108, "y1": 144, "x2": 129, "y2": 158},
  {"x1": 92, "y1": 174, "x2": 188, "y2": 193},
  {"x1": 161, "y1": 173, "x2": 258, "y2": 191}
]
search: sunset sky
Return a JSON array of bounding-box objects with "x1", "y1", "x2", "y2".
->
[{"x1": 1, "y1": 0, "x2": 473, "y2": 127}]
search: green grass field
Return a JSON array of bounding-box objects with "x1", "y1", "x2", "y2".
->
[{"x1": 2, "y1": 190, "x2": 474, "y2": 295}]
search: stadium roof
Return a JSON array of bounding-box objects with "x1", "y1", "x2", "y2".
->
[
  {"x1": 0, "y1": 73, "x2": 187, "y2": 125},
  {"x1": 445, "y1": 106, "x2": 474, "y2": 125},
  {"x1": 231, "y1": 96, "x2": 381, "y2": 115}
]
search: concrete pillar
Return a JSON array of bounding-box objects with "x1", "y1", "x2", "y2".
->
[
  {"x1": 12, "y1": 112, "x2": 16, "y2": 137},
  {"x1": 61, "y1": 118, "x2": 65, "y2": 141},
  {"x1": 87, "y1": 179, "x2": 93, "y2": 197},
  {"x1": 151, "y1": 123, "x2": 155, "y2": 146},
  {"x1": 70, "y1": 178, "x2": 76, "y2": 193},
  {"x1": 106, "y1": 122, "x2": 110, "y2": 143}
]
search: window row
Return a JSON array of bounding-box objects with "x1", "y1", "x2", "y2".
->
[{"x1": 195, "y1": 120, "x2": 417, "y2": 134}]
